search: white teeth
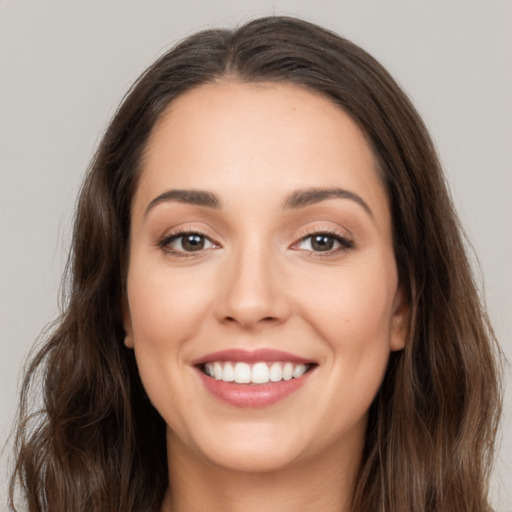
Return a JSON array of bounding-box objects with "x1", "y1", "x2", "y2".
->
[
  {"x1": 223, "y1": 362, "x2": 235, "y2": 382},
  {"x1": 283, "y1": 362, "x2": 293, "y2": 381},
  {"x1": 251, "y1": 362, "x2": 270, "y2": 384},
  {"x1": 292, "y1": 364, "x2": 307, "y2": 378},
  {"x1": 269, "y1": 362, "x2": 282, "y2": 382},
  {"x1": 203, "y1": 361, "x2": 311, "y2": 384},
  {"x1": 234, "y1": 362, "x2": 251, "y2": 383}
]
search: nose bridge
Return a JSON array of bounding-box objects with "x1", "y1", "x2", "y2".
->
[{"x1": 217, "y1": 234, "x2": 288, "y2": 327}]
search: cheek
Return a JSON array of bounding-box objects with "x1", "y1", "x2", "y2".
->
[
  {"x1": 125, "y1": 262, "x2": 213, "y2": 388},
  {"x1": 295, "y1": 257, "x2": 397, "y2": 397},
  {"x1": 125, "y1": 264, "x2": 216, "y2": 433},
  {"x1": 127, "y1": 264, "x2": 213, "y2": 348},
  {"x1": 299, "y1": 259, "x2": 397, "y2": 346}
]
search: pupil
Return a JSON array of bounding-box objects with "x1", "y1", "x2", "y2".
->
[
  {"x1": 311, "y1": 235, "x2": 333, "y2": 251},
  {"x1": 183, "y1": 234, "x2": 204, "y2": 251}
]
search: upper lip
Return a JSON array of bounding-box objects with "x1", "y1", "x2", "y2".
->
[{"x1": 192, "y1": 348, "x2": 315, "y2": 366}]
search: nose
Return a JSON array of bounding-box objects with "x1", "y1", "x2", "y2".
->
[{"x1": 215, "y1": 241, "x2": 291, "y2": 330}]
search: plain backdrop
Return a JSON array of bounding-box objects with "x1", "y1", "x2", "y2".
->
[{"x1": 1, "y1": 1, "x2": 510, "y2": 510}]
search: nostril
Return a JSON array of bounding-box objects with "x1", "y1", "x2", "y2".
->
[{"x1": 223, "y1": 315, "x2": 277, "y2": 324}]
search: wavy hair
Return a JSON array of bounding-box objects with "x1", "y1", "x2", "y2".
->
[{"x1": 10, "y1": 16, "x2": 502, "y2": 512}]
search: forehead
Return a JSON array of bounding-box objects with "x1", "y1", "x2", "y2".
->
[
  {"x1": 135, "y1": 81, "x2": 390, "y2": 230},
  {"x1": 146, "y1": 80, "x2": 377, "y2": 174}
]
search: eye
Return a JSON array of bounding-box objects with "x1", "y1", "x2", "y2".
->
[
  {"x1": 294, "y1": 232, "x2": 353, "y2": 253},
  {"x1": 159, "y1": 231, "x2": 217, "y2": 254}
]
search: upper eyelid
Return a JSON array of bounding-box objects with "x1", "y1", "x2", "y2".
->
[
  {"x1": 292, "y1": 225, "x2": 353, "y2": 242},
  {"x1": 156, "y1": 224, "x2": 354, "y2": 249},
  {"x1": 159, "y1": 223, "x2": 219, "y2": 241},
  {"x1": 161, "y1": 227, "x2": 350, "y2": 241},
  {"x1": 293, "y1": 232, "x2": 353, "y2": 247},
  {"x1": 300, "y1": 231, "x2": 349, "y2": 241},
  {"x1": 161, "y1": 230, "x2": 217, "y2": 245}
]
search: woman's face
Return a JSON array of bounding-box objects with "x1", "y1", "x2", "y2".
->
[{"x1": 124, "y1": 81, "x2": 407, "y2": 474}]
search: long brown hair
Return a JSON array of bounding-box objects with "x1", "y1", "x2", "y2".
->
[{"x1": 10, "y1": 16, "x2": 502, "y2": 512}]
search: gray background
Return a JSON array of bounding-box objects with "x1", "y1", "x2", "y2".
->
[{"x1": 1, "y1": 1, "x2": 510, "y2": 510}]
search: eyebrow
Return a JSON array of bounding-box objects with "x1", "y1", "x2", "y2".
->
[
  {"x1": 283, "y1": 187, "x2": 374, "y2": 218},
  {"x1": 145, "y1": 189, "x2": 221, "y2": 215},
  {"x1": 144, "y1": 186, "x2": 373, "y2": 219}
]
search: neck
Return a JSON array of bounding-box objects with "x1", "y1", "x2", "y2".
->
[{"x1": 161, "y1": 431, "x2": 362, "y2": 512}]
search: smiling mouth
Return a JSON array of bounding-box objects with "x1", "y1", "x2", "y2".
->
[
  {"x1": 199, "y1": 361, "x2": 316, "y2": 385},
  {"x1": 193, "y1": 348, "x2": 317, "y2": 407}
]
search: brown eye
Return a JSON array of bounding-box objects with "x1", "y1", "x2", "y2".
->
[
  {"x1": 310, "y1": 234, "x2": 335, "y2": 251},
  {"x1": 294, "y1": 232, "x2": 354, "y2": 254},
  {"x1": 181, "y1": 234, "x2": 205, "y2": 251},
  {"x1": 161, "y1": 232, "x2": 217, "y2": 254}
]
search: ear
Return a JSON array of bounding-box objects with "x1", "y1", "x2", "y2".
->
[
  {"x1": 390, "y1": 285, "x2": 409, "y2": 352},
  {"x1": 123, "y1": 297, "x2": 134, "y2": 349}
]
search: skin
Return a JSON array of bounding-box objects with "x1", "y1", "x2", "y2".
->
[{"x1": 124, "y1": 81, "x2": 408, "y2": 512}]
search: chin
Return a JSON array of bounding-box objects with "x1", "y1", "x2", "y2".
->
[
  {"x1": 175, "y1": 420, "x2": 309, "y2": 474},
  {"x1": 202, "y1": 442, "x2": 303, "y2": 474}
]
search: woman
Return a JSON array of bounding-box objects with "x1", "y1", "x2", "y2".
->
[{"x1": 10, "y1": 16, "x2": 502, "y2": 512}]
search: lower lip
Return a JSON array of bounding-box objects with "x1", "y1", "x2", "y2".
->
[{"x1": 196, "y1": 368, "x2": 313, "y2": 408}]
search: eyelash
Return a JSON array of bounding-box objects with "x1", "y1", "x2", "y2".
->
[
  {"x1": 291, "y1": 228, "x2": 354, "y2": 257},
  {"x1": 157, "y1": 230, "x2": 218, "y2": 258},
  {"x1": 157, "y1": 228, "x2": 354, "y2": 258}
]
